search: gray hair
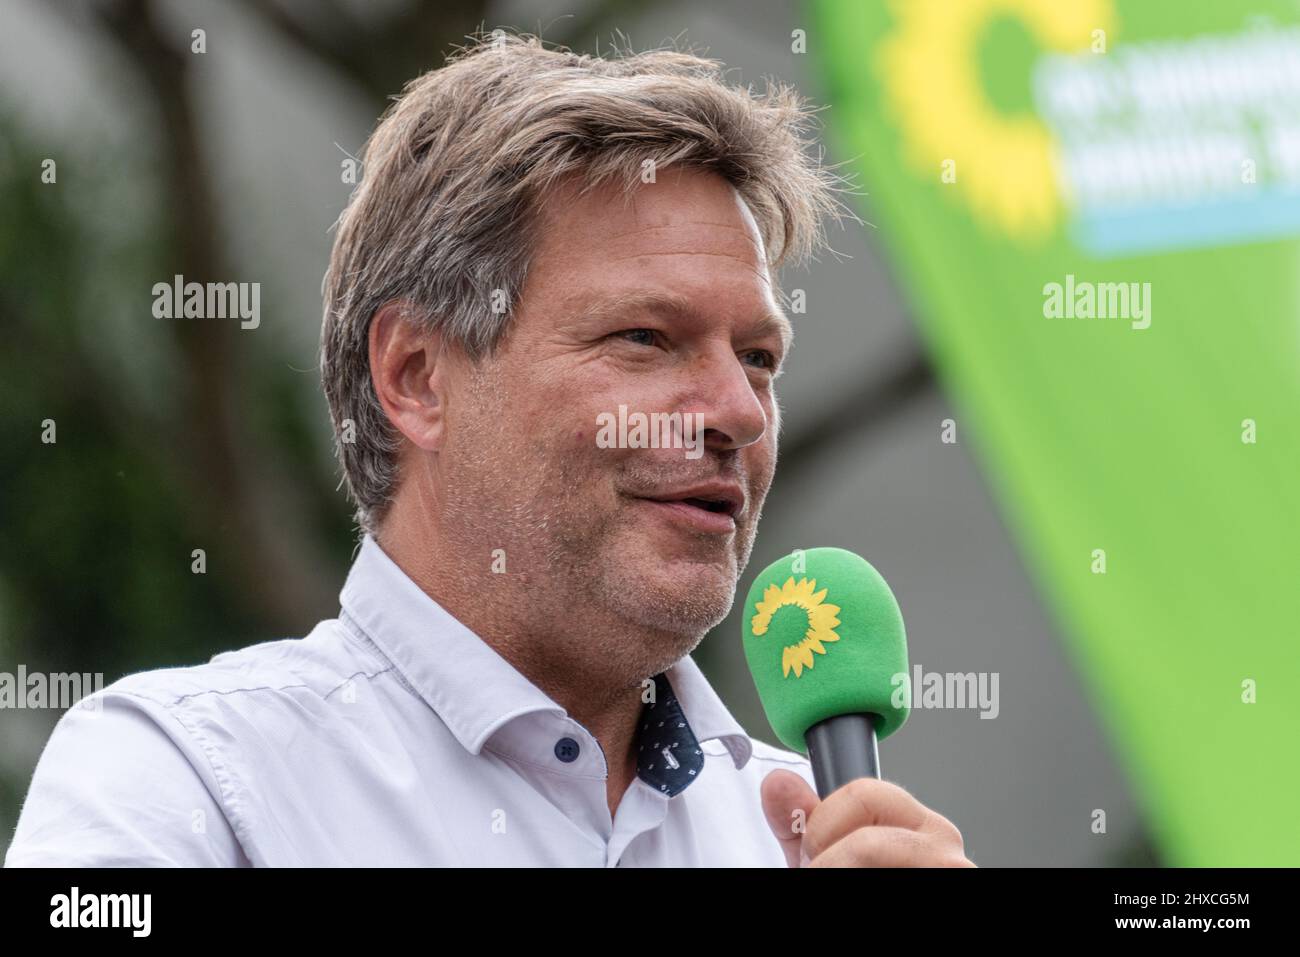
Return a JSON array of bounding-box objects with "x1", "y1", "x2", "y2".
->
[{"x1": 320, "y1": 32, "x2": 846, "y2": 533}]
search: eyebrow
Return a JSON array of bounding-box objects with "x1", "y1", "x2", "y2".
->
[{"x1": 577, "y1": 290, "x2": 793, "y2": 353}]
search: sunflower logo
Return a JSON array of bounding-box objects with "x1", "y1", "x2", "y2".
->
[
  {"x1": 875, "y1": 0, "x2": 1115, "y2": 239},
  {"x1": 750, "y1": 577, "x2": 842, "y2": 678}
]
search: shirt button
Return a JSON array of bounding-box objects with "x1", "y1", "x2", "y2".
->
[{"x1": 554, "y1": 737, "x2": 580, "y2": 763}]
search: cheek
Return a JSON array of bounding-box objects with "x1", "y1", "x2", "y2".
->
[
  {"x1": 746, "y1": 431, "x2": 780, "y2": 495},
  {"x1": 754, "y1": 381, "x2": 780, "y2": 425},
  {"x1": 572, "y1": 421, "x2": 605, "y2": 455},
  {"x1": 763, "y1": 404, "x2": 782, "y2": 468}
]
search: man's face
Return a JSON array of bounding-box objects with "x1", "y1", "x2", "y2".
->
[{"x1": 437, "y1": 168, "x2": 789, "y2": 675}]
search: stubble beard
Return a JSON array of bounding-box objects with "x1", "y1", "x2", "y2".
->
[{"x1": 440, "y1": 385, "x2": 765, "y2": 686}]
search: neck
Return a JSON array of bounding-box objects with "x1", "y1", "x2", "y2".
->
[{"x1": 375, "y1": 511, "x2": 656, "y2": 817}]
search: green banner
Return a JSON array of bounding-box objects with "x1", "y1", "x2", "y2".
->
[{"x1": 816, "y1": 0, "x2": 1300, "y2": 865}]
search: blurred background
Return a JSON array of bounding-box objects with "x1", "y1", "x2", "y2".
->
[{"x1": 2, "y1": 0, "x2": 1296, "y2": 867}]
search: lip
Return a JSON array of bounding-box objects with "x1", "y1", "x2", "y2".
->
[
  {"x1": 629, "y1": 481, "x2": 746, "y2": 535},
  {"x1": 634, "y1": 498, "x2": 738, "y2": 534}
]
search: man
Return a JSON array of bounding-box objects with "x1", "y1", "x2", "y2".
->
[{"x1": 6, "y1": 35, "x2": 971, "y2": 867}]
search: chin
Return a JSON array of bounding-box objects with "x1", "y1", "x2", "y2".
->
[{"x1": 606, "y1": 557, "x2": 738, "y2": 640}]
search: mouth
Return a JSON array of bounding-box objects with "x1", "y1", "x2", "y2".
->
[{"x1": 629, "y1": 483, "x2": 745, "y2": 535}]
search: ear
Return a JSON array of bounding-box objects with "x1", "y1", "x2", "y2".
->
[{"x1": 368, "y1": 302, "x2": 451, "y2": 452}]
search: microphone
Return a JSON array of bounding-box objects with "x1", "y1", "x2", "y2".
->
[{"x1": 740, "y1": 547, "x2": 909, "y2": 799}]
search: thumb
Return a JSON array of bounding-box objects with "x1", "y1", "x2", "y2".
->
[{"x1": 761, "y1": 768, "x2": 821, "y2": 868}]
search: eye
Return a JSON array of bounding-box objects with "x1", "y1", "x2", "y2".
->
[
  {"x1": 614, "y1": 328, "x2": 659, "y2": 347},
  {"x1": 741, "y1": 349, "x2": 778, "y2": 371}
]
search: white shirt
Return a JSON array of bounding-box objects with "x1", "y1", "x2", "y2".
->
[{"x1": 5, "y1": 536, "x2": 814, "y2": 866}]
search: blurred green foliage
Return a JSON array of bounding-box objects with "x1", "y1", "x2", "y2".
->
[{"x1": 0, "y1": 105, "x2": 356, "y2": 840}]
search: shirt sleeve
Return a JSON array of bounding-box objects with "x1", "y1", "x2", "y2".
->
[{"x1": 4, "y1": 692, "x2": 249, "y2": 867}]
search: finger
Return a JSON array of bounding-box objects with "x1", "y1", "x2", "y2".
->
[
  {"x1": 760, "y1": 768, "x2": 820, "y2": 868},
  {"x1": 924, "y1": 811, "x2": 966, "y2": 845},
  {"x1": 803, "y1": 777, "x2": 929, "y2": 860},
  {"x1": 808, "y1": 826, "x2": 974, "y2": 868}
]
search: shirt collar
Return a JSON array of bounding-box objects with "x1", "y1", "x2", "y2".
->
[{"x1": 338, "y1": 535, "x2": 753, "y2": 772}]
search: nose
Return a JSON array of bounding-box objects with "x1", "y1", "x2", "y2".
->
[{"x1": 693, "y1": 348, "x2": 770, "y2": 452}]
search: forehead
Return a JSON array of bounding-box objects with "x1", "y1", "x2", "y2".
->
[
  {"x1": 537, "y1": 168, "x2": 767, "y2": 263},
  {"x1": 526, "y1": 168, "x2": 788, "y2": 340}
]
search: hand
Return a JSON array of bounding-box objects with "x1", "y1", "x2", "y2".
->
[{"x1": 761, "y1": 769, "x2": 975, "y2": 867}]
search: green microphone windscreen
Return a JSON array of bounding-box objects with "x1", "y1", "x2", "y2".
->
[{"x1": 741, "y1": 547, "x2": 909, "y2": 754}]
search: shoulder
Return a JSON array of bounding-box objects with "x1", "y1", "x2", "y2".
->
[
  {"x1": 747, "y1": 737, "x2": 810, "y2": 768},
  {"x1": 701, "y1": 735, "x2": 816, "y2": 790},
  {"x1": 4, "y1": 619, "x2": 384, "y2": 867},
  {"x1": 83, "y1": 618, "x2": 397, "y2": 802},
  {"x1": 745, "y1": 737, "x2": 817, "y2": 789},
  {"x1": 105, "y1": 618, "x2": 389, "y2": 714},
  {"x1": 5, "y1": 689, "x2": 245, "y2": 866}
]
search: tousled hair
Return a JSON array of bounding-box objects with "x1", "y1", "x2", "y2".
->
[{"x1": 321, "y1": 31, "x2": 846, "y2": 533}]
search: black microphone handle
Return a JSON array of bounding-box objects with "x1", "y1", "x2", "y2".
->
[{"x1": 804, "y1": 713, "x2": 881, "y2": 799}]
